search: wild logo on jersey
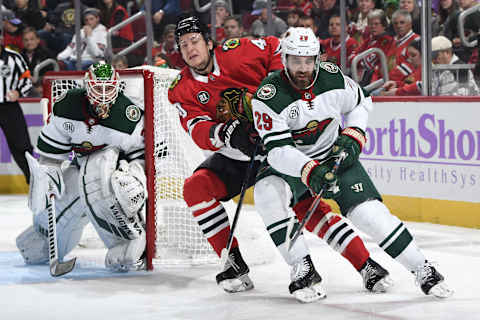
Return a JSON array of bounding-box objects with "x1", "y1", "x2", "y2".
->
[
  {"x1": 72, "y1": 141, "x2": 107, "y2": 156},
  {"x1": 292, "y1": 118, "x2": 333, "y2": 146},
  {"x1": 216, "y1": 87, "x2": 253, "y2": 122}
]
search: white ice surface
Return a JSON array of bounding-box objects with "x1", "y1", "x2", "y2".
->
[{"x1": 1, "y1": 195, "x2": 479, "y2": 320}]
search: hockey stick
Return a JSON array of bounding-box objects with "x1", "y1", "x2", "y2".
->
[
  {"x1": 47, "y1": 192, "x2": 76, "y2": 277},
  {"x1": 220, "y1": 143, "x2": 259, "y2": 270},
  {"x1": 287, "y1": 151, "x2": 347, "y2": 251}
]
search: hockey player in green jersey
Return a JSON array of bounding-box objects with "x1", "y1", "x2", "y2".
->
[
  {"x1": 16, "y1": 62, "x2": 149, "y2": 272},
  {"x1": 252, "y1": 27, "x2": 453, "y2": 298}
]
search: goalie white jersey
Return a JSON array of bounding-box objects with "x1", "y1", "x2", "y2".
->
[{"x1": 37, "y1": 88, "x2": 145, "y2": 163}]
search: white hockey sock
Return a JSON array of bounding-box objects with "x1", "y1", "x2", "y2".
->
[{"x1": 348, "y1": 200, "x2": 426, "y2": 272}]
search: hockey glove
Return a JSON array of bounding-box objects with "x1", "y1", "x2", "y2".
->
[
  {"x1": 331, "y1": 127, "x2": 366, "y2": 170},
  {"x1": 219, "y1": 119, "x2": 257, "y2": 157},
  {"x1": 301, "y1": 160, "x2": 339, "y2": 199}
]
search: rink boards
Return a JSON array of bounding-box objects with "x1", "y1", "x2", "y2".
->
[{"x1": 1, "y1": 97, "x2": 479, "y2": 228}]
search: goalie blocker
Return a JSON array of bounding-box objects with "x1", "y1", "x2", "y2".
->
[{"x1": 17, "y1": 147, "x2": 148, "y2": 272}]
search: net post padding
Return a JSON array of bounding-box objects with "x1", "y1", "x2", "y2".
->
[{"x1": 42, "y1": 67, "x2": 217, "y2": 269}]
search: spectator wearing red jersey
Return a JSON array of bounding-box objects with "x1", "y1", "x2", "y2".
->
[
  {"x1": 321, "y1": 14, "x2": 358, "y2": 68},
  {"x1": 98, "y1": 0, "x2": 133, "y2": 49},
  {"x1": 349, "y1": 9, "x2": 393, "y2": 85},
  {"x1": 152, "y1": 24, "x2": 185, "y2": 69},
  {"x1": 2, "y1": 12, "x2": 24, "y2": 52},
  {"x1": 381, "y1": 38, "x2": 422, "y2": 96},
  {"x1": 349, "y1": 0, "x2": 376, "y2": 44}
]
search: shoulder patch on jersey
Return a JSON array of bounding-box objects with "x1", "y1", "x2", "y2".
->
[
  {"x1": 257, "y1": 84, "x2": 276, "y2": 100},
  {"x1": 63, "y1": 121, "x2": 74, "y2": 133},
  {"x1": 125, "y1": 105, "x2": 141, "y2": 122},
  {"x1": 222, "y1": 38, "x2": 241, "y2": 51},
  {"x1": 319, "y1": 62, "x2": 339, "y2": 73},
  {"x1": 197, "y1": 91, "x2": 210, "y2": 104},
  {"x1": 169, "y1": 73, "x2": 182, "y2": 90}
]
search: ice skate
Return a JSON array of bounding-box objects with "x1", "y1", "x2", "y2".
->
[
  {"x1": 289, "y1": 255, "x2": 327, "y2": 303},
  {"x1": 415, "y1": 261, "x2": 453, "y2": 298},
  {"x1": 216, "y1": 247, "x2": 253, "y2": 293},
  {"x1": 360, "y1": 258, "x2": 394, "y2": 293}
]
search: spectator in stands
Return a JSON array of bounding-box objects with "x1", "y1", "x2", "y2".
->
[
  {"x1": 349, "y1": 9, "x2": 393, "y2": 85},
  {"x1": 39, "y1": 0, "x2": 83, "y2": 55},
  {"x1": 12, "y1": 0, "x2": 46, "y2": 31},
  {"x1": 444, "y1": 0, "x2": 480, "y2": 63},
  {"x1": 152, "y1": 23, "x2": 184, "y2": 69},
  {"x1": 98, "y1": 0, "x2": 133, "y2": 49},
  {"x1": 298, "y1": 14, "x2": 318, "y2": 35},
  {"x1": 286, "y1": 0, "x2": 314, "y2": 16},
  {"x1": 250, "y1": 0, "x2": 288, "y2": 38},
  {"x1": 311, "y1": 0, "x2": 340, "y2": 39},
  {"x1": 111, "y1": 54, "x2": 129, "y2": 69},
  {"x1": 398, "y1": 0, "x2": 421, "y2": 34},
  {"x1": 349, "y1": 0, "x2": 376, "y2": 43},
  {"x1": 223, "y1": 16, "x2": 245, "y2": 40},
  {"x1": 2, "y1": 11, "x2": 24, "y2": 52},
  {"x1": 387, "y1": 10, "x2": 419, "y2": 70},
  {"x1": 321, "y1": 14, "x2": 359, "y2": 68},
  {"x1": 431, "y1": 35, "x2": 480, "y2": 96},
  {"x1": 380, "y1": 38, "x2": 422, "y2": 96},
  {"x1": 286, "y1": 8, "x2": 304, "y2": 28},
  {"x1": 211, "y1": 0, "x2": 231, "y2": 42},
  {"x1": 20, "y1": 27, "x2": 54, "y2": 78},
  {"x1": 437, "y1": 0, "x2": 460, "y2": 36},
  {"x1": 57, "y1": 8, "x2": 107, "y2": 70},
  {"x1": 147, "y1": 0, "x2": 181, "y2": 41}
]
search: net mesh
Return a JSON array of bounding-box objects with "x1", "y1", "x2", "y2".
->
[{"x1": 43, "y1": 68, "x2": 217, "y2": 267}]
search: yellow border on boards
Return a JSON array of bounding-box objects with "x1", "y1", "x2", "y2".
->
[
  {"x1": 234, "y1": 188, "x2": 480, "y2": 229},
  {"x1": 3, "y1": 176, "x2": 478, "y2": 229},
  {"x1": 0, "y1": 175, "x2": 28, "y2": 194}
]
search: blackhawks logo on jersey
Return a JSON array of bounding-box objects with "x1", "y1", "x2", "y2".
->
[{"x1": 222, "y1": 38, "x2": 241, "y2": 51}]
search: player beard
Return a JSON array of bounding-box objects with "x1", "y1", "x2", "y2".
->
[
  {"x1": 190, "y1": 54, "x2": 213, "y2": 75},
  {"x1": 291, "y1": 71, "x2": 313, "y2": 89}
]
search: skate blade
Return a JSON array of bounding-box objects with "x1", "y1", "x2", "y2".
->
[
  {"x1": 429, "y1": 282, "x2": 454, "y2": 298},
  {"x1": 220, "y1": 274, "x2": 254, "y2": 293},
  {"x1": 293, "y1": 283, "x2": 327, "y2": 303},
  {"x1": 371, "y1": 275, "x2": 394, "y2": 293}
]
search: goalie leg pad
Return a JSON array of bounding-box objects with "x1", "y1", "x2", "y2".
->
[
  {"x1": 105, "y1": 232, "x2": 146, "y2": 272},
  {"x1": 79, "y1": 148, "x2": 146, "y2": 257},
  {"x1": 17, "y1": 166, "x2": 89, "y2": 264},
  {"x1": 254, "y1": 175, "x2": 309, "y2": 266}
]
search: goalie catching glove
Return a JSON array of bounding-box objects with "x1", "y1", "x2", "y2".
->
[
  {"x1": 301, "y1": 160, "x2": 339, "y2": 199},
  {"x1": 331, "y1": 127, "x2": 366, "y2": 170}
]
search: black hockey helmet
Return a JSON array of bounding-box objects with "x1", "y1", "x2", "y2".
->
[{"x1": 175, "y1": 15, "x2": 211, "y2": 46}]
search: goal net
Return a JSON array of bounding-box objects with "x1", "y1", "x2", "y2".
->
[{"x1": 42, "y1": 67, "x2": 218, "y2": 269}]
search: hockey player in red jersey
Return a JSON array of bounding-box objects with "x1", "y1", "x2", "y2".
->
[{"x1": 168, "y1": 15, "x2": 391, "y2": 302}]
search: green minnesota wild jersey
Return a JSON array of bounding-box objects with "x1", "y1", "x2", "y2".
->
[
  {"x1": 251, "y1": 62, "x2": 372, "y2": 176},
  {"x1": 37, "y1": 88, "x2": 145, "y2": 162}
]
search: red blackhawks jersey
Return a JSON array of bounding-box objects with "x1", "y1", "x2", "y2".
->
[
  {"x1": 168, "y1": 36, "x2": 282, "y2": 161},
  {"x1": 320, "y1": 35, "x2": 358, "y2": 67}
]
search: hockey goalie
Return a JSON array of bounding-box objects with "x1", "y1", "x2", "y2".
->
[{"x1": 16, "y1": 62, "x2": 150, "y2": 272}]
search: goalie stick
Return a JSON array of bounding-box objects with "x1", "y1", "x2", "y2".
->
[
  {"x1": 47, "y1": 193, "x2": 77, "y2": 277},
  {"x1": 287, "y1": 150, "x2": 347, "y2": 251},
  {"x1": 220, "y1": 143, "x2": 259, "y2": 271}
]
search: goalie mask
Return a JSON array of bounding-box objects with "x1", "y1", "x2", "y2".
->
[
  {"x1": 281, "y1": 27, "x2": 321, "y2": 90},
  {"x1": 84, "y1": 62, "x2": 120, "y2": 119}
]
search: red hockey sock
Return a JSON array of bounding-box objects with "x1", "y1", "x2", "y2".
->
[
  {"x1": 183, "y1": 169, "x2": 238, "y2": 257},
  {"x1": 293, "y1": 196, "x2": 369, "y2": 271}
]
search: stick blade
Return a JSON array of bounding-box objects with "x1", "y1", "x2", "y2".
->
[{"x1": 50, "y1": 257, "x2": 76, "y2": 277}]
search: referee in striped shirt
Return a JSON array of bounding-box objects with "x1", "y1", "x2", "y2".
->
[{"x1": 0, "y1": 28, "x2": 34, "y2": 183}]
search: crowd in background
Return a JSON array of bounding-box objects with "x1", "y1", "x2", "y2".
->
[{"x1": 1, "y1": 0, "x2": 479, "y2": 97}]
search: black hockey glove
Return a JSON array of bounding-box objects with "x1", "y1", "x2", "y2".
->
[
  {"x1": 219, "y1": 119, "x2": 257, "y2": 157},
  {"x1": 301, "y1": 160, "x2": 339, "y2": 199},
  {"x1": 331, "y1": 127, "x2": 366, "y2": 170}
]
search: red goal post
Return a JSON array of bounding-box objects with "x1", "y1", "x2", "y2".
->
[{"x1": 42, "y1": 67, "x2": 217, "y2": 269}]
